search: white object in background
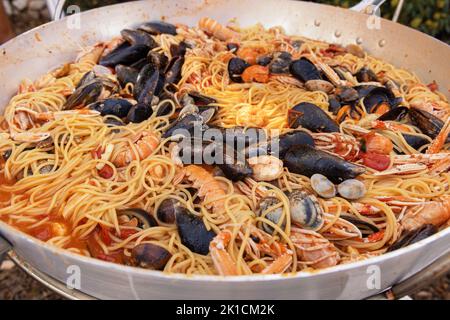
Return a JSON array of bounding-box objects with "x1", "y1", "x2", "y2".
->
[{"x1": 45, "y1": 0, "x2": 59, "y2": 19}]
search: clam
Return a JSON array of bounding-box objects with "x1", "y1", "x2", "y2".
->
[
  {"x1": 117, "y1": 208, "x2": 158, "y2": 229},
  {"x1": 310, "y1": 174, "x2": 336, "y2": 199},
  {"x1": 305, "y1": 80, "x2": 334, "y2": 94},
  {"x1": 257, "y1": 197, "x2": 285, "y2": 234},
  {"x1": 337, "y1": 179, "x2": 366, "y2": 200},
  {"x1": 131, "y1": 243, "x2": 172, "y2": 270},
  {"x1": 289, "y1": 189, "x2": 324, "y2": 231}
]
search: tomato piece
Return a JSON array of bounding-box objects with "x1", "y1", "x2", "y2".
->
[
  {"x1": 119, "y1": 228, "x2": 138, "y2": 239},
  {"x1": 34, "y1": 225, "x2": 52, "y2": 241},
  {"x1": 427, "y1": 81, "x2": 438, "y2": 92},
  {"x1": 98, "y1": 165, "x2": 114, "y2": 179},
  {"x1": 97, "y1": 253, "x2": 118, "y2": 263},
  {"x1": 91, "y1": 146, "x2": 103, "y2": 159},
  {"x1": 99, "y1": 226, "x2": 112, "y2": 246},
  {"x1": 361, "y1": 152, "x2": 391, "y2": 171},
  {"x1": 368, "y1": 231, "x2": 385, "y2": 243}
]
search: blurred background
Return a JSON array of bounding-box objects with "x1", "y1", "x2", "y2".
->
[{"x1": 0, "y1": 0, "x2": 448, "y2": 300}]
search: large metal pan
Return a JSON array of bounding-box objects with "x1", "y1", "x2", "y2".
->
[{"x1": 0, "y1": 0, "x2": 449, "y2": 300}]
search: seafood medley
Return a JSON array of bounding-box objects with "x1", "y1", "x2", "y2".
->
[{"x1": 0, "y1": 18, "x2": 449, "y2": 276}]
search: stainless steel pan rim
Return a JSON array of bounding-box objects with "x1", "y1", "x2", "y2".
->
[
  {"x1": 0, "y1": 0, "x2": 449, "y2": 299},
  {"x1": 2, "y1": 219, "x2": 449, "y2": 282}
]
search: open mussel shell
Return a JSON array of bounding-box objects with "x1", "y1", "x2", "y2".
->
[
  {"x1": 188, "y1": 91, "x2": 217, "y2": 106},
  {"x1": 257, "y1": 197, "x2": 285, "y2": 234},
  {"x1": 335, "y1": 86, "x2": 359, "y2": 103},
  {"x1": 362, "y1": 87, "x2": 401, "y2": 114},
  {"x1": 139, "y1": 21, "x2": 177, "y2": 35},
  {"x1": 100, "y1": 44, "x2": 150, "y2": 68},
  {"x1": 340, "y1": 215, "x2": 379, "y2": 237},
  {"x1": 170, "y1": 42, "x2": 188, "y2": 58},
  {"x1": 288, "y1": 102, "x2": 339, "y2": 133},
  {"x1": 176, "y1": 207, "x2": 216, "y2": 255},
  {"x1": 284, "y1": 145, "x2": 366, "y2": 184},
  {"x1": 131, "y1": 243, "x2": 172, "y2": 270},
  {"x1": 388, "y1": 224, "x2": 437, "y2": 252},
  {"x1": 288, "y1": 189, "x2": 324, "y2": 231},
  {"x1": 117, "y1": 208, "x2": 158, "y2": 229},
  {"x1": 409, "y1": 107, "x2": 450, "y2": 142},
  {"x1": 165, "y1": 56, "x2": 185, "y2": 85},
  {"x1": 290, "y1": 58, "x2": 322, "y2": 82},
  {"x1": 134, "y1": 64, "x2": 163, "y2": 104},
  {"x1": 378, "y1": 106, "x2": 409, "y2": 122}
]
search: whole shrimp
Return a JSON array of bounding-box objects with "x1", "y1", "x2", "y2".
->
[
  {"x1": 210, "y1": 224, "x2": 293, "y2": 275},
  {"x1": 290, "y1": 228, "x2": 340, "y2": 269},
  {"x1": 113, "y1": 131, "x2": 160, "y2": 167},
  {"x1": 198, "y1": 17, "x2": 240, "y2": 42},
  {"x1": 401, "y1": 196, "x2": 450, "y2": 232}
]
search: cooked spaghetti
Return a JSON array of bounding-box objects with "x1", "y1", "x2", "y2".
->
[{"x1": 0, "y1": 19, "x2": 449, "y2": 276}]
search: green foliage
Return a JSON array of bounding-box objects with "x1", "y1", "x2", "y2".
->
[{"x1": 309, "y1": 0, "x2": 449, "y2": 41}]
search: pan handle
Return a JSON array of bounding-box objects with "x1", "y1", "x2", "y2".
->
[
  {"x1": 0, "y1": 234, "x2": 12, "y2": 263},
  {"x1": 351, "y1": 0, "x2": 405, "y2": 22}
]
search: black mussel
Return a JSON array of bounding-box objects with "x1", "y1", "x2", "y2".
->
[
  {"x1": 409, "y1": 107, "x2": 450, "y2": 142},
  {"x1": 332, "y1": 67, "x2": 348, "y2": 81},
  {"x1": 100, "y1": 44, "x2": 150, "y2": 68},
  {"x1": 64, "y1": 80, "x2": 104, "y2": 110},
  {"x1": 170, "y1": 42, "x2": 187, "y2": 58},
  {"x1": 130, "y1": 58, "x2": 149, "y2": 70},
  {"x1": 147, "y1": 51, "x2": 169, "y2": 71},
  {"x1": 272, "y1": 131, "x2": 315, "y2": 158},
  {"x1": 335, "y1": 86, "x2": 359, "y2": 103},
  {"x1": 127, "y1": 103, "x2": 153, "y2": 123},
  {"x1": 188, "y1": 91, "x2": 217, "y2": 106},
  {"x1": 340, "y1": 215, "x2": 379, "y2": 237},
  {"x1": 257, "y1": 55, "x2": 272, "y2": 66},
  {"x1": 77, "y1": 71, "x2": 96, "y2": 89},
  {"x1": 378, "y1": 106, "x2": 409, "y2": 122},
  {"x1": 176, "y1": 207, "x2": 216, "y2": 255},
  {"x1": 165, "y1": 56, "x2": 184, "y2": 85},
  {"x1": 115, "y1": 65, "x2": 139, "y2": 87},
  {"x1": 104, "y1": 117, "x2": 125, "y2": 133},
  {"x1": 355, "y1": 67, "x2": 378, "y2": 83},
  {"x1": 157, "y1": 198, "x2": 185, "y2": 224},
  {"x1": 220, "y1": 151, "x2": 253, "y2": 182},
  {"x1": 117, "y1": 208, "x2": 158, "y2": 229},
  {"x1": 292, "y1": 40, "x2": 304, "y2": 50},
  {"x1": 162, "y1": 112, "x2": 205, "y2": 139},
  {"x1": 220, "y1": 126, "x2": 267, "y2": 150},
  {"x1": 288, "y1": 189, "x2": 324, "y2": 231},
  {"x1": 89, "y1": 98, "x2": 133, "y2": 118},
  {"x1": 362, "y1": 87, "x2": 401, "y2": 114},
  {"x1": 132, "y1": 243, "x2": 172, "y2": 270},
  {"x1": 257, "y1": 197, "x2": 285, "y2": 234},
  {"x1": 227, "y1": 43, "x2": 239, "y2": 53},
  {"x1": 284, "y1": 145, "x2": 366, "y2": 184},
  {"x1": 228, "y1": 57, "x2": 250, "y2": 83},
  {"x1": 290, "y1": 58, "x2": 321, "y2": 82},
  {"x1": 288, "y1": 102, "x2": 339, "y2": 133},
  {"x1": 121, "y1": 29, "x2": 157, "y2": 48},
  {"x1": 134, "y1": 65, "x2": 163, "y2": 105},
  {"x1": 402, "y1": 133, "x2": 431, "y2": 151},
  {"x1": 328, "y1": 95, "x2": 342, "y2": 115},
  {"x1": 335, "y1": 104, "x2": 363, "y2": 123},
  {"x1": 388, "y1": 224, "x2": 437, "y2": 252},
  {"x1": 354, "y1": 84, "x2": 379, "y2": 99},
  {"x1": 139, "y1": 21, "x2": 177, "y2": 35},
  {"x1": 269, "y1": 51, "x2": 292, "y2": 74}
]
